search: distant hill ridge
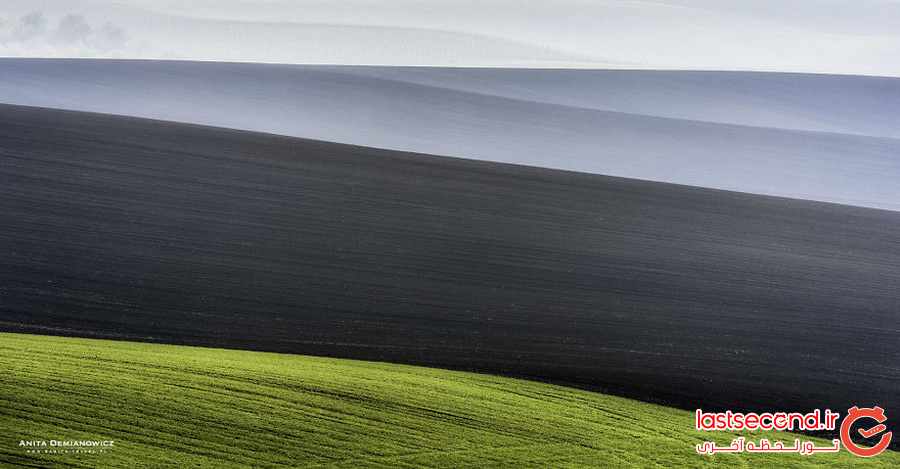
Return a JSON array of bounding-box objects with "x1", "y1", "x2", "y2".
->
[{"x1": 1, "y1": 59, "x2": 900, "y2": 210}]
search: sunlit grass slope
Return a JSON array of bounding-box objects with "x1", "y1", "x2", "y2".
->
[{"x1": 1, "y1": 333, "x2": 895, "y2": 468}]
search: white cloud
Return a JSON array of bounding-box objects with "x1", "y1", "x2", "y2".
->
[
  {"x1": 1, "y1": 10, "x2": 133, "y2": 57},
  {"x1": 53, "y1": 14, "x2": 92, "y2": 44},
  {"x1": 9, "y1": 12, "x2": 47, "y2": 42},
  {"x1": 92, "y1": 22, "x2": 127, "y2": 51}
]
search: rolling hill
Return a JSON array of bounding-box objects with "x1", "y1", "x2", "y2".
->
[
  {"x1": 1, "y1": 103, "x2": 898, "y2": 439},
  {"x1": 1, "y1": 59, "x2": 900, "y2": 210},
  {"x1": 3, "y1": 333, "x2": 896, "y2": 468}
]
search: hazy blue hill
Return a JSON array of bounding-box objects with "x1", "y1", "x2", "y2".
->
[{"x1": 1, "y1": 59, "x2": 899, "y2": 210}]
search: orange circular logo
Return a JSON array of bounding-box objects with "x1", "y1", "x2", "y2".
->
[{"x1": 840, "y1": 406, "x2": 892, "y2": 457}]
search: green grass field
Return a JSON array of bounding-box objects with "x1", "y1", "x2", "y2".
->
[{"x1": 1, "y1": 333, "x2": 896, "y2": 468}]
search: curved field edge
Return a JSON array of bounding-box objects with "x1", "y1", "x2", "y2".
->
[{"x1": 0, "y1": 333, "x2": 895, "y2": 468}]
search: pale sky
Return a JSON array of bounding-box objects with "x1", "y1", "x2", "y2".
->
[{"x1": 2, "y1": 0, "x2": 900, "y2": 75}]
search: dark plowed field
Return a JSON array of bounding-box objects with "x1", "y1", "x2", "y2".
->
[{"x1": 1, "y1": 104, "x2": 898, "y2": 438}]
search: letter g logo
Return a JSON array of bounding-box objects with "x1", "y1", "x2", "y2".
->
[{"x1": 840, "y1": 406, "x2": 892, "y2": 457}]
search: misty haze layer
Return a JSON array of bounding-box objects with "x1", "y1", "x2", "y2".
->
[
  {"x1": 1, "y1": 59, "x2": 900, "y2": 211},
  {"x1": 2, "y1": 0, "x2": 900, "y2": 75}
]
